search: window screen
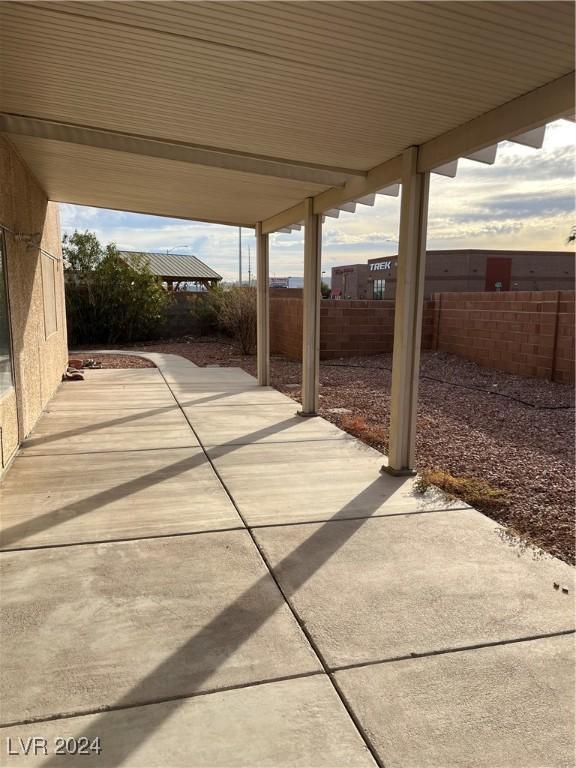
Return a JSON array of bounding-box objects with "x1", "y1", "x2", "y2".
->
[
  {"x1": 0, "y1": 234, "x2": 13, "y2": 394},
  {"x1": 41, "y1": 252, "x2": 58, "y2": 338}
]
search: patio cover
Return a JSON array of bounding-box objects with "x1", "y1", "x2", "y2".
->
[
  {"x1": 0, "y1": 1, "x2": 573, "y2": 230},
  {"x1": 0, "y1": 0, "x2": 574, "y2": 472}
]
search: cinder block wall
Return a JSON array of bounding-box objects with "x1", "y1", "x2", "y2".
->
[
  {"x1": 320, "y1": 300, "x2": 396, "y2": 359},
  {"x1": 270, "y1": 291, "x2": 574, "y2": 383},
  {"x1": 555, "y1": 293, "x2": 576, "y2": 384},
  {"x1": 270, "y1": 297, "x2": 435, "y2": 360},
  {"x1": 434, "y1": 290, "x2": 575, "y2": 383},
  {"x1": 0, "y1": 137, "x2": 68, "y2": 471},
  {"x1": 270, "y1": 297, "x2": 303, "y2": 358}
]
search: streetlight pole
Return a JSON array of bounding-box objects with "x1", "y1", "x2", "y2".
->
[
  {"x1": 165, "y1": 245, "x2": 192, "y2": 255},
  {"x1": 238, "y1": 227, "x2": 243, "y2": 286},
  {"x1": 164, "y1": 245, "x2": 192, "y2": 291}
]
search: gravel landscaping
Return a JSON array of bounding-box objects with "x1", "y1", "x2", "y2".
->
[
  {"x1": 77, "y1": 354, "x2": 155, "y2": 369},
  {"x1": 101, "y1": 338, "x2": 575, "y2": 565}
]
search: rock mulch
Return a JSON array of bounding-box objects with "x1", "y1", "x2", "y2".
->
[
  {"x1": 104, "y1": 339, "x2": 575, "y2": 564},
  {"x1": 81, "y1": 354, "x2": 156, "y2": 369}
]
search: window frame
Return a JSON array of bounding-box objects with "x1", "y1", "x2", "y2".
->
[
  {"x1": 0, "y1": 231, "x2": 15, "y2": 397},
  {"x1": 372, "y1": 278, "x2": 386, "y2": 300}
]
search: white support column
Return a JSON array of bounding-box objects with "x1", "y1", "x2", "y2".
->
[
  {"x1": 300, "y1": 198, "x2": 322, "y2": 415},
  {"x1": 256, "y1": 221, "x2": 270, "y2": 386},
  {"x1": 385, "y1": 147, "x2": 430, "y2": 475}
]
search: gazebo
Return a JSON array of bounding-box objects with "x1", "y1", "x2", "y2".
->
[{"x1": 118, "y1": 250, "x2": 222, "y2": 291}]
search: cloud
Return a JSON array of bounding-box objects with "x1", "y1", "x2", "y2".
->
[{"x1": 323, "y1": 229, "x2": 398, "y2": 246}]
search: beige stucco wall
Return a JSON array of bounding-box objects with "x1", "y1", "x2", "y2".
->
[{"x1": 0, "y1": 136, "x2": 68, "y2": 472}]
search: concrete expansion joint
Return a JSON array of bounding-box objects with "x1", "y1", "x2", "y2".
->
[
  {"x1": 16, "y1": 444, "x2": 201, "y2": 459},
  {"x1": 0, "y1": 525, "x2": 248, "y2": 554},
  {"x1": 328, "y1": 628, "x2": 576, "y2": 674},
  {"x1": 1, "y1": 505, "x2": 473, "y2": 554},
  {"x1": 248, "y1": 505, "x2": 472, "y2": 530},
  {"x1": 0, "y1": 671, "x2": 326, "y2": 730},
  {"x1": 153, "y1": 367, "x2": 386, "y2": 768}
]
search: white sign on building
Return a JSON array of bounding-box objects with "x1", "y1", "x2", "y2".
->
[{"x1": 369, "y1": 260, "x2": 392, "y2": 271}]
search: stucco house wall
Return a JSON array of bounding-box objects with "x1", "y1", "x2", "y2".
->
[{"x1": 0, "y1": 136, "x2": 68, "y2": 472}]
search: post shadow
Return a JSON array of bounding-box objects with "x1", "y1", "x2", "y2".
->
[
  {"x1": 37, "y1": 474, "x2": 395, "y2": 767},
  {"x1": 21, "y1": 390, "x2": 234, "y2": 450},
  {"x1": 0, "y1": 415, "x2": 301, "y2": 548}
]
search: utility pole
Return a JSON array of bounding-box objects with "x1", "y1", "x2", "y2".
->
[
  {"x1": 238, "y1": 226, "x2": 242, "y2": 286},
  {"x1": 248, "y1": 244, "x2": 252, "y2": 286}
]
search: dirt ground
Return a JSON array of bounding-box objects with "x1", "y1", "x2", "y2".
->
[{"x1": 92, "y1": 339, "x2": 575, "y2": 564}]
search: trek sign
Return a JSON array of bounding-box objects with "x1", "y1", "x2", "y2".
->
[{"x1": 369, "y1": 260, "x2": 392, "y2": 271}]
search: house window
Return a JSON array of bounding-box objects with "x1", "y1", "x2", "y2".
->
[
  {"x1": 373, "y1": 279, "x2": 385, "y2": 300},
  {"x1": 0, "y1": 234, "x2": 13, "y2": 394},
  {"x1": 41, "y1": 252, "x2": 58, "y2": 338}
]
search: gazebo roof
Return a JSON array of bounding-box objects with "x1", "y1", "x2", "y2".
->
[{"x1": 118, "y1": 251, "x2": 222, "y2": 282}]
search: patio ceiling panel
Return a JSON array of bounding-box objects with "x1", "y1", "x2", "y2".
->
[
  {"x1": 5, "y1": 136, "x2": 326, "y2": 226},
  {"x1": 0, "y1": 1, "x2": 574, "y2": 227}
]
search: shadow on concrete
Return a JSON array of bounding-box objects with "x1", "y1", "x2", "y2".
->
[
  {"x1": 21, "y1": 391, "x2": 233, "y2": 450},
  {"x1": 3, "y1": 379, "x2": 411, "y2": 764},
  {"x1": 40, "y1": 478, "x2": 391, "y2": 766},
  {"x1": 1, "y1": 416, "x2": 304, "y2": 548}
]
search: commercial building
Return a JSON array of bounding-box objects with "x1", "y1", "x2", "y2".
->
[
  {"x1": 269, "y1": 276, "x2": 305, "y2": 289},
  {"x1": 331, "y1": 249, "x2": 575, "y2": 300}
]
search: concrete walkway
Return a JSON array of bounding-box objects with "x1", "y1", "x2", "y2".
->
[{"x1": 0, "y1": 354, "x2": 574, "y2": 767}]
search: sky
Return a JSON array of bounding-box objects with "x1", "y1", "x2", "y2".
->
[{"x1": 61, "y1": 119, "x2": 575, "y2": 281}]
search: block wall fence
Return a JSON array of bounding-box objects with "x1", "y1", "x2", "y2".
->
[{"x1": 269, "y1": 290, "x2": 575, "y2": 384}]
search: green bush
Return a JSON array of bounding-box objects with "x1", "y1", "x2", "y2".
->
[
  {"x1": 63, "y1": 231, "x2": 168, "y2": 345},
  {"x1": 192, "y1": 286, "x2": 223, "y2": 336}
]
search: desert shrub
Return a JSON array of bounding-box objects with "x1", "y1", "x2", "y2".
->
[
  {"x1": 192, "y1": 287, "x2": 223, "y2": 336},
  {"x1": 415, "y1": 468, "x2": 508, "y2": 510},
  {"x1": 63, "y1": 231, "x2": 168, "y2": 345},
  {"x1": 340, "y1": 414, "x2": 388, "y2": 445},
  {"x1": 218, "y1": 286, "x2": 257, "y2": 354}
]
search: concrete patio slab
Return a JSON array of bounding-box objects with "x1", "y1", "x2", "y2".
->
[
  {"x1": 19, "y1": 406, "x2": 199, "y2": 455},
  {"x1": 0, "y1": 448, "x2": 242, "y2": 549},
  {"x1": 48, "y1": 383, "x2": 175, "y2": 410},
  {"x1": 173, "y1": 385, "x2": 296, "y2": 408},
  {"x1": 2, "y1": 359, "x2": 573, "y2": 766},
  {"x1": 254, "y1": 510, "x2": 575, "y2": 668},
  {"x1": 161, "y1": 367, "x2": 256, "y2": 385},
  {"x1": 208, "y1": 440, "x2": 466, "y2": 526},
  {"x1": 79, "y1": 368, "x2": 165, "y2": 384},
  {"x1": 0, "y1": 675, "x2": 377, "y2": 767},
  {"x1": 334, "y1": 635, "x2": 575, "y2": 768},
  {"x1": 0, "y1": 531, "x2": 320, "y2": 724},
  {"x1": 185, "y1": 404, "x2": 352, "y2": 446}
]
